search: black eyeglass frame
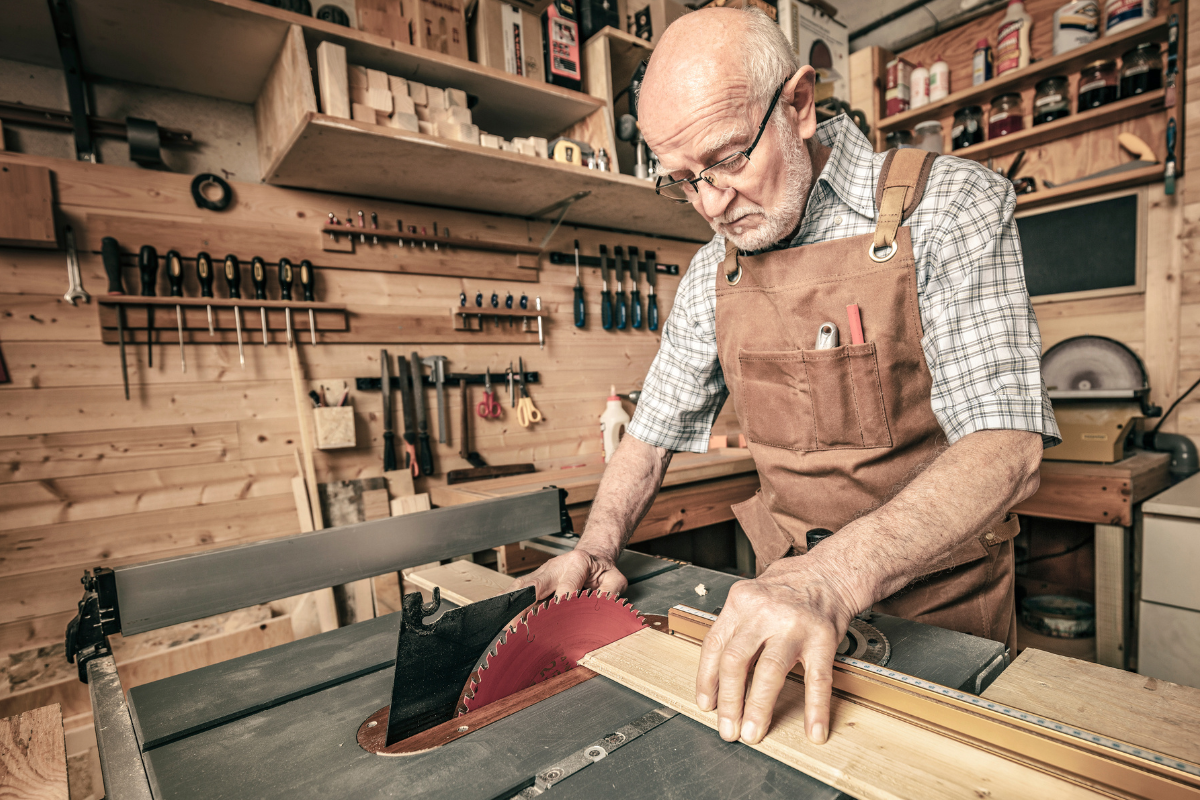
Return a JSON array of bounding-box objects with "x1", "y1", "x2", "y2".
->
[{"x1": 654, "y1": 79, "x2": 789, "y2": 203}]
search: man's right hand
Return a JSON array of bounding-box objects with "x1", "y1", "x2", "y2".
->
[{"x1": 508, "y1": 548, "x2": 628, "y2": 601}]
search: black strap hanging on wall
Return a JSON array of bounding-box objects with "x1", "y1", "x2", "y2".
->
[{"x1": 125, "y1": 117, "x2": 165, "y2": 167}]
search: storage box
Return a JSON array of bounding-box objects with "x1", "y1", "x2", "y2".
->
[
  {"x1": 411, "y1": 0, "x2": 470, "y2": 60},
  {"x1": 314, "y1": 406, "x2": 357, "y2": 450},
  {"x1": 471, "y1": 0, "x2": 545, "y2": 80}
]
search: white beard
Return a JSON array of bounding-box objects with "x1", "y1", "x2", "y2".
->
[{"x1": 711, "y1": 119, "x2": 810, "y2": 252}]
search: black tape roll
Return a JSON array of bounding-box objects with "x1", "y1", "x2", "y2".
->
[{"x1": 190, "y1": 173, "x2": 233, "y2": 211}]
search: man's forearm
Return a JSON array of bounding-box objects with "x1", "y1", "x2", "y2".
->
[
  {"x1": 576, "y1": 436, "x2": 674, "y2": 561},
  {"x1": 803, "y1": 429, "x2": 1043, "y2": 612}
]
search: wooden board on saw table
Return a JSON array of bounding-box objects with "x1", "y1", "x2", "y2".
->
[
  {"x1": 405, "y1": 561, "x2": 513, "y2": 606},
  {"x1": 0, "y1": 703, "x2": 68, "y2": 799},
  {"x1": 581, "y1": 629, "x2": 1114, "y2": 800},
  {"x1": 982, "y1": 648, "x2": 1200, "y2": 764}
]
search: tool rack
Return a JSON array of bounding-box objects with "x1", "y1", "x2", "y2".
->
[{"x1": 97, "y1": 296, "x2": 349, "y2": 344}]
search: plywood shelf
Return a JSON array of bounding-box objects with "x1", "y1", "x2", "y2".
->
[
  {"x1": 1014, "y1": 163, "x2": 1163, "y2": 209},
  {"x1": 3, "y1": 0, "x2": 604, "y2": 140},
  {"x1": 878, "y1": 15, "x2": 1169, "y2": 134},
  {"x1": 953, "y1": 89, "x2": 1166, "y2": 161},
  {"x1": 264, "y1": 113, "x2": 713, "y2": 240}
]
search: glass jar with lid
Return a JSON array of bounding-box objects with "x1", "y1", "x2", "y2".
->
[
  {"x1": 913, "y1": 120, "x2": 944, "y2": 154},
  {"x1": 1079, "y1": 60, "x2": 1118, "y2": 111},
  {"x1": 951, "y1": 106, "x2": 984, "y2": 150},
  {"x1": 1120, "y1": 43, "x2": 1163, "y2": 98},
  {"x1": 886, "y1": 129, "x2": 914, "y2": 149},
  {"x1": 1033, "y1": 76, "x2": 1070, "y2": 125},
  {"x1": 988, "y1": 93, "x2": 1024, "y2": 138}
]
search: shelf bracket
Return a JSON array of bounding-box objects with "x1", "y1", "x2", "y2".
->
[
  {"x1": 531, "y1": 191, "x2": 591, "y2": 250},
  {"x1": 47, "y1": 0, "x2": 95, "y2": 163}
]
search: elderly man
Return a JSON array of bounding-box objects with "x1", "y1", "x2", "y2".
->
[{"x1": 515, "y1": 8, "x2": 1059, "y2": 749}]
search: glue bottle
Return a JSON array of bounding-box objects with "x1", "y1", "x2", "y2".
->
[
  {"x1": 600, "y1": 386, "x2": 631, "y2": 463},
  {"x1": 997, "y1": 0, "x2": 1033, "y2": 76}
]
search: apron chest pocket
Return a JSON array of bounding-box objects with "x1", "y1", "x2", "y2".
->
[{"x1": 738, "y1": 343, "x2": 893, "y2": 452}]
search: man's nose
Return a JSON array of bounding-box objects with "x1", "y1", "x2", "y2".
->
[{"x1": 693, "y1": 180, "x2": 735, "y2": 220}]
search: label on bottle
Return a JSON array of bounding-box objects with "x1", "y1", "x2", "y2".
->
[
  {"x1": 972, "y1": 47, "x2": 992, "y2": 86},
  {"x1": 1105, "y1": 0, "x2": 1153, "y2": 32},
  {"x1": 1080, "y1": 78, "x2": 1112, "y2": 92},
  {"x1": 1054, "y1": 1, "x2": 1100, "y2": 55},
  {"x1": 1035, "y1": 93, "x2": 1064, "y2": 106},
  {"x1": 996, "y1": 19, "x2": 1025, "y2": 75},
  {"x1": 989, "y1": 111, "x2": 1010, "y2": 123}
]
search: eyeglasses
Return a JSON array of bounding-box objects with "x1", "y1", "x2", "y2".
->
[{"x1": 654, "y1": 80, "x2": 787, "y2": 203}]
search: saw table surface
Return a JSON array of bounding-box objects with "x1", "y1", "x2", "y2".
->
[{"x1": 128, "y1": 561, "x2": 1006, "y2": 800}]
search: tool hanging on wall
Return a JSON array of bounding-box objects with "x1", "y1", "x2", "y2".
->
[
  {"x1": 491, "y1": 291, "x2": 500, "y2": 327},
  {"x1": 549, "y1": 250, "x2": 679, "y2": 274},
  {"x1": 381, "y1": 349, "x2": 399, "y2": 472},
  {"x1": 63, "y1": 226, "x2": 88, "y2": 306},
  {"x1": 516, "y1": 358, "x2": 543, "y2": 427},
  {"x1": 599, "y1": 245, "x2": 613, "y2": 330},
  {"x1": 1165, "y1": 117, "x2": 1177, "y2": 196},
  {"x1": 628, "y1": 246, "x2": 642, "y2": 330},
  {"x1": 166, "y1": 250, "x2": 186, "y2": 373},
  {"x1": 519, "y1": 294, "x2": 529, "y2": 331},
  {"x1": 251, "y1": 257, "x2": 269, "y2": 347},
  {"x1": 138, "y1": 245, "x2": 158, "y2": 367},
  {"x1": 477, "y1": 369, "x2": 502, "y2": 419},
  {"x1": 278, "y1": 258, "x2": 295, "y2": 345},
  {"x1": 645, "y1": 250, "x2": 659, "y2": 332},
  {"x1": 300, "y1": 260, "x2": 318, "y2": 345},
  {"x1": 223, "y1": 254, "x2": 245, "y2": 368},
  {"x1": 614, "y1": 246, "x2": 628, "y2": 330},
  {"x1": 535, "y1": 296, "x2": 544, "y2": 349},
  {"x1": 505, "y1": 292, "x2": 513, "y2": 328},
  {"x1": 459, "y1": 379, "x2": 487, "y2": 469},
  {"x1": 396, "y1": 354, "x2": 420, "y2": 477},
  {"x1": 573, "y1": 239, "x2": 585, "y2": 328},
  {"x1": 190, "y1": 173, "x2": 233, "y2": 211},
  {"x1": 197, "y1": 252, "x2": 215, "y2": 336},
  {"x1": 409, "y1": 353, "x2": 435, "y2": 476},
  {"x1": 423, "y1": 355, "x2": 450, "y2": 444},
  {"x1": 102, "y1": 236, "x2": 130, "y2": 401}
]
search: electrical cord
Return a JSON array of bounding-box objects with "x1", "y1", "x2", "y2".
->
[{"x1": 1153, "y1": 373, "x2": 1200, "y2": 433}]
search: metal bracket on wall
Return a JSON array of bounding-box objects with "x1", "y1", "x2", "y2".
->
[
  {"x1": 530, "y1": 191, "x2": 591, "y2": 250},
  {"x1": 46, "y1": 0, "x2": 95, "y2": 162},
  {"x1": 356, "y1": 371, "x2": 538, "y2": 391}
]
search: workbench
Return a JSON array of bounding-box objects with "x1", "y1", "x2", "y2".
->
[
  {"x1": 1012, "y1": 450, "x2": 1171, "y2": 669},
  {"x1": 430, "y1": 449, "x2": 760, "y2": 570},
  {"x1": 123, "y1": 557, "x2": 1006, "y2": 800}
]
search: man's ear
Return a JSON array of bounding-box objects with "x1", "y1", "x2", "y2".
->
[{"x1": 784, "y1": 66, "x2": 819, "y2": 139}]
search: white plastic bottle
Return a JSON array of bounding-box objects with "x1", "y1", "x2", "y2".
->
[
  {"x1": 600, "y1": 386, "x2": 631, "y2": 463},
  {"x1": 1105, "y1": 0, "x2": 1155, "y2": 36},
  {"x1": 997, "y1": 0, "x2": 1033, "y2": 76},
  {"x1": 910, "y1": 63, "x2": 930, "y2": 108},
  {"x1": 929, "y1": 57, "x2": 950, "y2": 101}
]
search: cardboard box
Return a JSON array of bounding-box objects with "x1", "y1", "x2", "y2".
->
[
  {"x1": 356, "y1": 0, "x2": 409, "y2": 41},
  {"x1": 411, "y1": 0, "x2": 470, "y2": 60},
  {"x1": 777, "y1": 0, "x2": 849, "y2": 102},
  {"x1": 470, "y1": 0, "x2": 545, "y2": 82}
]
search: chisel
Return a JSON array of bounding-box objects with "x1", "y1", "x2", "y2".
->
[
  {"x1": 223, "y1": 254, "x2": 245, "y2": 368},
  {"x1": 409, "y1": 352, "x2": 435, "y2": 476},
  {"x1": 614, "y1": 246, "x2": 628, "y2": 330},
  {"x1": 381, "y1": 349, "x2": 397, "y2": 472},
  {"x1": 573, "y1": 239, "x2": 585, "y2": 328},
  {"x1": 138, "y1": 245, "x2": 159, "y2": 367},
  {"x1": 196, "y1": 252, "x2": 215, "y2": 336},
  {"x1": 628, "y1": 246, "x2": 643, "y2": 329},
  {"x1": 278, "y1": 258, "x2": 295, "y2": 345},
  {"x1": 166, "y1": 250, "x2": 186, "y2": 372},
  {"x1": 645, "y1": 250, "x2": 659, "y2": 332},
  {"x1": 300, "y1": 259, "x2": 317, "y2": 345},
  {"x1": 396, "y1": 354, "x2": 419, "y2": 475},
  {"x1": 599, "y1": 245, "x2": 613, "y2": 330},
  {"x1": 536, "y1": 296, "x2": 544, "y2": 349},
  {"x1": 251, "y1": 257, "x2": 269, "y2": 346},
  {"x1": 102, "y1": 236, "x2": 130, "y2": 400}
]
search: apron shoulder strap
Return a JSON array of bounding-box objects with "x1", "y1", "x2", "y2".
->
[{"x1": 872, "y1": 148, "x2": 937, "y2": 254}]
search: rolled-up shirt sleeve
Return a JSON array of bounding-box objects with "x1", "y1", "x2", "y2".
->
[
  {"x1": 627, "y1": 238, "x2": 728, "y2": 452},
  {"x1": 916, "y1": 163, "x2": 1061, "y2": 448}
]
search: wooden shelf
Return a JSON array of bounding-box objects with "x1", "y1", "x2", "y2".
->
[
  {"x1": 878, "y1": 15, "x2": 1169, "y2": 134},
  {"x1": 264, "y1": 113, "x2": 714, "y2": 240},
  {"x1": 4, "y1": 0, "x2": 604, "y2": 140},
  {"x1": 1014, "y1": 163, "x2": 1163, "y2": 209},
  {"x1": 954, "y1": 89, "x2": 1166, "y2": 162}
]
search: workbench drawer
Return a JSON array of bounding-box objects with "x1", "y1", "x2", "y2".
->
[
  {"x1": 1142, "y1": 514, "x2": 1200, "y2": 611},
  {"x1": 1138, "y1": 600, "x2": 1200, "y2": 689}
]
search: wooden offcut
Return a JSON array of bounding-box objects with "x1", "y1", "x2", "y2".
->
[
  {"x1": 254, "y1": 25, "x2": 318, "y2": 183},
  {"x1": 356, "y1": 0, "x2": 409, "y2": 41},
  {"x1": 405, "y1": 560, "x2": 513, "y2": 606},
  {"x1": 316, "y1": 41, "x2": 351, "y2": 119},
  {"x1": 0, "y1": 163, "x2": 55, "y2": 249},
  {"x1": 0, "y1": 703, "x2": 67, "y2": 800}
]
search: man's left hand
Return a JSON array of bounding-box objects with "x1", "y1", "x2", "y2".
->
[{"x1": 695, "y1": 557, "x2": 859, "y2": 746}]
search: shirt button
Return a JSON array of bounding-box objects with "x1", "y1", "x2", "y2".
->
[{"x1": 834, "y1": 216, "x2": 843, "y2": 225}]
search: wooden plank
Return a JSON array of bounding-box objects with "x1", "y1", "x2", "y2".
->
[
  {"x1": 0, "y1": 703, "x2": 67, "y2": 800},
  {"x1": 316, "y1": 40, "x2": 351, "y2": 119},
  {"x1": 1014, "y1": 452, "x2": 1171, "y2": 527},
  {"x1": 1094, "y1": 522, "x2": 1129, "y2": 670},
  {"x1": 0, "y1": 163, "x2": 56, "y2": 249},
  {"x1": 626, "y1": 475, "x2": 760, "y2": 544},
  {"x1": 581, "y1": 629, "x2": 1110, "y2": 800},
  {"x1": 494, "y1": 542, "x2": 553, "y2": 574},
  {"x1": 255, "y1": 25, "x2": 318, "y2": 184},
  {"x1": 405, "y1": 560, "x2": 512, "y2": 605},
  {"x1": 983, "y1": 648, "x2": 1200, "y2": 764},
  {"x1": 1145, "y1": 183, "x2": 1185, "y2": 431}
]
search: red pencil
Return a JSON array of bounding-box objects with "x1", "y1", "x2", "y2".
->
[{"x1": 847, "y1": 304, "x2": 865, "y2": 344}]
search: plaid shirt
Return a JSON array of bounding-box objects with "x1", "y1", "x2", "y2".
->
[{"x1": 628, "y1": 114, "x2": 1060, "y2": 452}]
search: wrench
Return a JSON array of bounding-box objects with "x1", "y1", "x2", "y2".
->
[{"x1": 63, "y1": 227, "x2": 89, "y2": 305}]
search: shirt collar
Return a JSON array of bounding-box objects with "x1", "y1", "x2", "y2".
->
[{"x1": 810, "y1": 114, "x2": 880, "y2": 222}]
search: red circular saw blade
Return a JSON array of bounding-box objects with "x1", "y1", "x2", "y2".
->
[{"x1": 460, "y1": 590, "x2": 645, "y2": 713}]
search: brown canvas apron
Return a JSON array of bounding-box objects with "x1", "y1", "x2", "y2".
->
[{"x1": 714, "y1": 148, "x2": 1019, "y2": 652}]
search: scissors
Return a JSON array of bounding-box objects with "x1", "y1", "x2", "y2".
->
[
  {"x1": 477, "y1": 368, "x2": 502, "y2": 419},
  {"x1": 516, "y1": 358, "x2": 543, "y2": 427}
]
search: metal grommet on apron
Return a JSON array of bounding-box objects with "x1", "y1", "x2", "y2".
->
[
  {"x1": 868, "y1": 241, "x2": 898, "y2": 262},
  {"x1": 725, "y1": 263, "x2": 742, "y2": 285}
]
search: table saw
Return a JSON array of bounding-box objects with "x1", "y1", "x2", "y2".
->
[{"x1": 68, "y1": 487, "x2": 1197, "y2": 800}]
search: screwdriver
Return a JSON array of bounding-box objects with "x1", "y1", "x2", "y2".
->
[
  {"x1": 520, "y1": 293, "x2": 529, "y2": 332},
  {"x1": 278, "y1": 258, "x2": 295, "y2": 345},
  {"x1": 614, "y1": 246, "x2": 628, "y2": 330},
  {"x1": 139, "y1": 245, "x2": 159, "y2": 367},
  {"x1": 166, "y1": 250, "x2": 186, "y2": 372},
  {"x1": 629, "y1": 246, "x2": 642, "y2": 329},
  {"x1": 197, "y1": 252, "x2": 215, "y2": 336},
  {"x1": 491, "y1": 290, "x2": 499, "y2": 328},
  {"x1": 223, "y1": 254, "x2": 245, "y2": 368},
  {"x1": 102, "y1": 236, "x2": 130, "y2": 400},
  {"x1": 460, "y1": 291, "x2": 468, "y2": 328},
  {"x1": 645, "y1": 250, "x2": 659, "y2": 332},
  {"x1": 573, "y1": 239, "x2": 585, "y2": 328},
  {"x1": 475, "y1": 290, "x2": 484, "y2": 328},
  {"x1": 300, "y1": 260, "x2": 317, "y2": 345},
  {"x1": 251, "y1": 257, "x2": 269, "y2": 346},
  {"x1": 505, "y1": 291, "x2": 514, "y2": 328},
  {"x1": 599, "y1": 245, "x2": 613, "y2": 330}
]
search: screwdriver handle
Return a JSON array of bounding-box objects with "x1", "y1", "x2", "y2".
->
[
  {"x1": 383, "y1": 430, "x2": 397, "y2": 472},
  {"x1": 102, "y1": 237, "x2": 124, "y2": 294},
  {"x1": 631, "y1": 287, "x2": 642, "y2": 329},
  {"x1": 278, "y1": 258, "x2": 294, "y2": 301},
  {"x1": 299, "y1": 260, "x2": 315, "y2": 302},
  {"x1": 166, "y1": 251, "x2": 184, "y2": 298},
  {"x1": 138, "y1": 245, "x2": 159, "y2": 297},
  {"x1": 616, "y1": 287, "x2": 627, "y2": 330},
  {"x1": 251, "y1": 257, "x2": 268, "y2": 300},
  {"x1": 223, "y1": 255, "x2": 241, "y2": 298},
  {"x1": 648, "y1": 294, "x2": 659, "y2": 331},
  {"x1": 574, "y1": 283, "x2": 585, "y2": 328},
  {"x1": 601, "y1": 291, "x2": 613, "y2": 330},
  {"x1": 197, "y1": 252, "x2": 214, "y2": 298}
]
